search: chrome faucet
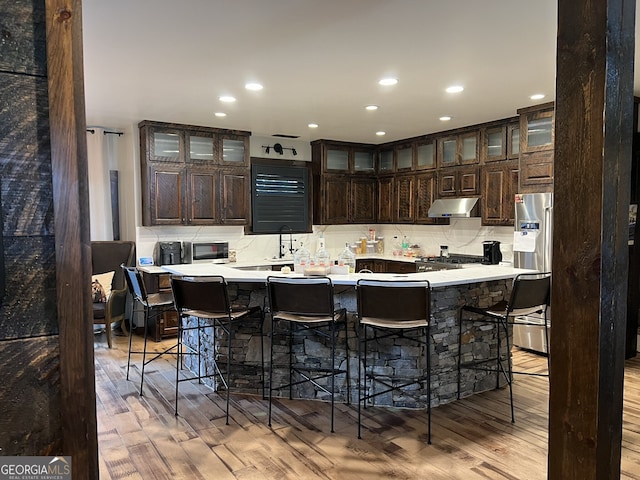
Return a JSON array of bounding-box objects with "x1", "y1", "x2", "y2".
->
[{"x1": 279, "y1": 225, "x2": 294, "y2": 258}]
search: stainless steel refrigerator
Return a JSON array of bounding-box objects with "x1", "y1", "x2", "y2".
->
[{"x1": 512, "y1": 192, "x2": 553, "y2": 353}]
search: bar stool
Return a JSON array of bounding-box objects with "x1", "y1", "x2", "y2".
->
[
  {"x1": 170, "y1": 275, "x2": 264, "y2": 424},
  {"x1": 121, "y1": 265, "x2": 175, "y2": 396},
  {"x1": 266, "y1": 275, "x2": 350, "y2": 433},
  {"x1": 356, "y1": 278, "x2": 432, "y2": 444},
  {"x1": 457, "y1": 272, "x2": 551, "y2": 423}
]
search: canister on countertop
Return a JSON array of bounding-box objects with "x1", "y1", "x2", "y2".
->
[
  {"x1": 360, "y1": 236, "x2": 367, "y2": 254},
  {"x1": 376, "y1": 236, "x2": 384, "y2": 254},
  {"x1": 366, "y1": 240, "x2": 377, "y2": 254}
]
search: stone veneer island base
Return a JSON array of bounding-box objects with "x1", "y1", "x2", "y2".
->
[{"x1": 158, "y1": 263, "x2": 530, "y2": 410}]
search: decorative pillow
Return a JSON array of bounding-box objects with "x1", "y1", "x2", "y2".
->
[{"x1": 91, "y1": 271, "x2": 115, "y2": 303}]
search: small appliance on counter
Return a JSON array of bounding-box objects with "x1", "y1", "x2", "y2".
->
[
  {"x1": 182, "y1": 241, "x2": 229, "y2": 264},
  {"x1": 156, "y1": 241, "x2": 182, "y2": 266},
  {"x1": 482, "y1": 241, "x2": 502, "y2": 265}
]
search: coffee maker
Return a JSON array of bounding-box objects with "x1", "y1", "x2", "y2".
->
[
  {"x1": 482, "y1": 240, "x2": 502, "y2": 265},
  {"x1": 156, "y1": 241, "x2": 182, "y2": 266}
]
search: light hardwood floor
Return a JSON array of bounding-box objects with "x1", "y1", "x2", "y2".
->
[{"x1": 94, "y1": 331, "x2": 640, "y2": 479}]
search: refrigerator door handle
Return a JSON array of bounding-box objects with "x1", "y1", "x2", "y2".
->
[{"x1": 544, "y1": 206, "x2": 553, "y2": 272}]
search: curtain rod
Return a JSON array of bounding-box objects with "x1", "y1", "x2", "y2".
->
[{"x1": 86, "y1": 128, "x2": 124, "y2": 136}]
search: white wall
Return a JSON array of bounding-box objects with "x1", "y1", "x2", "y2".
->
[{"x1": 249, "y1": 135, "x2": 311, "y2": 162}]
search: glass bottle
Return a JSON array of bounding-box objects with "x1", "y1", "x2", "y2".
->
[
  {"x1": 402, "y1": 235, "x2": 409, "y2": 256},
  {"x1": 315, "y1": 244, "x2": 331, "y2": 267},
  {"x1": 337, "y1": 242, "x2": 356, "y2": 273},
  {"x1": 392, "y1": 236, "x2": 402, "y2": 256},
  {"x1": 293, "y1": 243, "x2": 311, "y2": 273}
]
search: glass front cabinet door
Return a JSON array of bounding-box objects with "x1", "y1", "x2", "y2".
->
[{"x1": 416, "y1": 139, "x2": 436, "y2": 170}]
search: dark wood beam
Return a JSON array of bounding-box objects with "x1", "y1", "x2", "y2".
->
[
  {"x1": 549, "y1": 0, "x2": 635, "y2": 478},
  {"x1": 45, "y1": 0, "x2": 98, "y2": 478}
]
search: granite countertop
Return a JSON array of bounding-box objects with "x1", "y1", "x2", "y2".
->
[{"x1": 155, "y1": 262, "x2": 535, "y2": 289}]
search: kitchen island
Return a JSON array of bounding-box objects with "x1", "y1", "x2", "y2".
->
[{"x1": 158, "y1": 262, "x2": 535, "y2": 408}]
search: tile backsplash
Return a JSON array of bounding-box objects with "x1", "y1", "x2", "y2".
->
[{"x1": 136, "y1": 219, "x2": 514, "y2": 265}]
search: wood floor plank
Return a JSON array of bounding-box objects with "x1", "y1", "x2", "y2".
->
[{"x1": 94, "y1": 333, "x2": 640, "y2": 479}]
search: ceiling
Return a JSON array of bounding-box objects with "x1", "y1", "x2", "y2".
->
[{"x1": 81, "y1": 0, "x2": 636, "y2": 145}]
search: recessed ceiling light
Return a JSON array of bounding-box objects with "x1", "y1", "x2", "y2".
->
[
  {"x1": 376, "y1": 131, "x2": 386, "y2": 136},
  {"x1": 308, "y1": 123, "x2": 319, "y2": 129},
  {"x1": 446, "y1": 85, "x2": 464, "y2": 93},
  {"x1": 214, "y1": 112, "x2": 227, "y2": 117},
  {"x1": 530, "y1": 93, "x2": 545, "y2": 100},
  {"x1": 365, "y1": 105, "x2": 379, "y2": 111},
  {"x1": 439, "y1": 116, "x2": 452, "y2": 121},
  {"x1": 219, "y1": 95, "x2": 236, "y2": 103},
  {"x1": 378, "y1": 78, "x2": 398, "y2": 86},
  {"x1": 245, "y1": 82, "x2": 263, "y2": 91}
]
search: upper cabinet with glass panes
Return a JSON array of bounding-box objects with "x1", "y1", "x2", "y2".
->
[
  {"x1": 437, "y1": 130, "x2": 479, "y2": 167},
  {"x1": 140, "y1": 120, "x2": 250, "y2": 166},
  {"x1": 149, "y1": 127, "x2": 182, "y2": 162},
  {"x1": 316, "y1": 141, "x2": 376, "y2": 173},
  {"x1": 187, "y1": 133, "x2": 216, "y2": 164},
  {"x1": 517, "y1": 103, "x2": 555, "y2": 153},
  {"x1": 481, "y1": 125, "x2": 507, "y2": 163},
  {"x1": 395, "y1": 144, "x2": 413, "y2": 171},
  {"x1": 416, "y1": 138, "x2": 436, "y2": 170},
  {"x1": 219, "y1": 134, "x2": 249, "y2": 166},
  {"x1": 507, "y1": 121, "x2": 520, "y2": 159}
]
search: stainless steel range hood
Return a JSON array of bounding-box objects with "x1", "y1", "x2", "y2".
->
[{"x1": 428, "y1": 197, "x2": 479, "y2": 218}]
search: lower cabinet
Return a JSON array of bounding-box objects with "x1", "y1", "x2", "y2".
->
[
  {"x1": 141, "y1": 271, "x2": 179, "y2": 341},
  {"x1": 355, "y1": 259, "x2": 416, "y2": 274},
  {"x1": 355, "y1": 259, "x2": 386, "y2": 273},
  {"x1": 385, "y1": 260, "x2": 417, "y2": 274}
]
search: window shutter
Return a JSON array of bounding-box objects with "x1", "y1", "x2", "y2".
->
[{"x1": 251, "y1": 163, "x2": 310, "y2": 233}]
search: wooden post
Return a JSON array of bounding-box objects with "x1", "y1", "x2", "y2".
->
[
  {"x1": 549, "y1": 0, "x2": 635, "y2": 478},
  {"x1": 45, "y1": 0, "x2": 98, "y2": 478}
]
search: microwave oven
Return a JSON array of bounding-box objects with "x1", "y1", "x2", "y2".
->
[{"x1": 182, "y1": 241, "x2": 229, "y2": 264}]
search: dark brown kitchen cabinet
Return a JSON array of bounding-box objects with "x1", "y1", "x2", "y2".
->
[
  {"x1": 385, "y1": 260, "x2": 417, "y2": 274},
  {"x1": 415, "y1": 138, "x2": 437, "y2": 170},
  {"x1": 520, "y1": 149, "x2": 554, "y2": 191},
  {"x1": 355, "y1": 259, "x2": 386, "y2": 273},
  {"x1": 517, "y1": 103, "x2": 555, "y2": 193},
  {"x1": 481, "y1": 123, "x2": 507, "y2": 163},
  {"x1": 377, "y1": 176, "x2": 394, "y2": 223},
  {"x1": 354, "y1": 259, "x2": 416, "y2": 274},
  {"x1": 139, "y1": 120, "x2": 251, "y2": 226},
  {"x1": 520, "y1": 103, "x2": 554, "y2": 153},
  {"x1": 437, "y1": 130, "x2": 479, "y2": 167},
  {"x1": 438, "y1": 166, "x2": 480, "y2": 197},
  {"x1": 394, "y1": 174, "x2": 415, "y2": 223},
  {"x1": 312, "y1": 139, "x2": 376, "y2": 174},
  {"x1": 507, "y1": 120, "x2": 520, "y2": 159},
  {"x1": 395, "y1": 143, "x2": 414, "y2": 171},
  {"x1": 481, "y1": 160, "x2": 519, "y2": 226},
  {"x1": 321, "y1": 175, "x2": 350, "y2": 224},
  {"x1": 312, "y1": 140, "x2": 377, "y2": 224},
  {"x1": 415, "y1": 171, "x2": 448, "y2": 224},
  {"x1": 186, "y1": 167, "x2": 218, "y2": 225},
  {"x1": 319, "y1": 175, "x2": 375, "y2": 224},
  {"x1": 147, "y1": 164, "x2": 185, "y2": 225},
  {"x1": 351, "y1": 177, "x2": 377, "y2": 223},
  {"x1": 220, "y1": 169, "x2": 250, "y2": 225}
]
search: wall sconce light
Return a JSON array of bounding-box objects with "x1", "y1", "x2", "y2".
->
[{"x1": 263, "y1": 143, "x2": 297, "y2": 156}]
